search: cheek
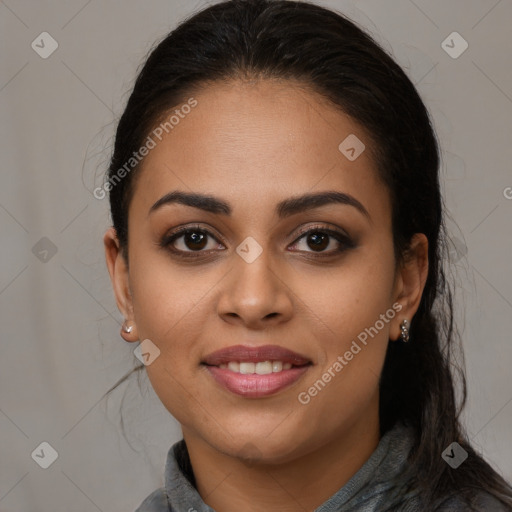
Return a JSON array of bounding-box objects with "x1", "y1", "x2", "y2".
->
[
  {"x1": 128, "y1": 261, "x2": 212, "y2": 424},
  {"x1": 294, "y1": 244, "x2": 397, "y2": 415},
  {"x1": 127, "y1": 251, "x2": 216, "y2": 406},
  {"x1": 294, "y1": 270, "x2": 394, "y2": 438},
  {"x1": 296, "y1": 249, "x2": 396, "y2": 343},
  {"x1": 129, "y1": 246, "x2": 210, "y2": 336}
]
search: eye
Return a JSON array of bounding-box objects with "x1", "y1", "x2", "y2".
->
[
  {"x1": 161, "y1": 223, "x2": 355, "y2": 260},
  {"x1": 161, "y1": 225, "x2": 224, "y2": 257},
  {"x1": 289, "y1": 225, "x2": 354, "y2": 255}
]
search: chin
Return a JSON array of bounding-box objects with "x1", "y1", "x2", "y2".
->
[{"x1": 209, "y1": 428, "x2": 312, "y2": 466}]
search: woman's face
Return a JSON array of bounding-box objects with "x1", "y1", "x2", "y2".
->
[{"x1": 107, "y1": 79, "x2": 419, "y2": 463}]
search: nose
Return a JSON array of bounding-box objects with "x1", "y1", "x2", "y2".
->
[{"x1": 217, "y1": 249, "x2": 294, "y2": 329}]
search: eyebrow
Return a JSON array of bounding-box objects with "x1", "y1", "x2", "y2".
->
[{"x1": 149, "y1": 190, "x2": 371, "y2": 220}]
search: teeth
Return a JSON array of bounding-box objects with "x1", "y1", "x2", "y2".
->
[
  {"x1": 239, "y1": 362, "x2": 255, "y2": 374},
  {"x1": 228, "y1": 361, "x2": 239, "y2": 372},
  {"x1": 255, "y1": 361, "x2": 273, "y2": 375},
  {"x1": 272, "y1": 361, "x2": 282, "y2": 372},
  {"x1": 218, "y1": 361, "x2": 297, "y2": 374}
]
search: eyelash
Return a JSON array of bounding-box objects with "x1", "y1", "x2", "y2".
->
[{"x1": 160, "y1": 223, "x2": 355, "y2": 260}]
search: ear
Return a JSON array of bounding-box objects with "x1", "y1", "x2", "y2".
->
[
  {"x1": 104, "y1": 227, "x2": 138, "y2": 342},
  {"x1": 390, "y1": 233, "x2": 429, "y2": 341}
]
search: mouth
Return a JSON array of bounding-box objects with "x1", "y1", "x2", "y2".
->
[{"x1": 201, "y1": 345, "x2": 312, "y2": 398}]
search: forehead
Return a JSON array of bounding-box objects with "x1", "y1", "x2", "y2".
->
[{"x1": 129, "y1": 79, "x2": 390, "y2": 224}]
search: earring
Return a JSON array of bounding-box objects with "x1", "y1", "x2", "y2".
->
[
  {"x1": 122, "y1": 321, "x2": 133, "y2": 334},
  {"x1": 399, "y1": 319, "x2": 410, "y2": 343}
]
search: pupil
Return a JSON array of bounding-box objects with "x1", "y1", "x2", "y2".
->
[
  {"x1": 186, "y1": 231, "x2": 207, "y2": 250},
  {"x1": 308, "y1": 232, "x2": 328, "y2": 251}
]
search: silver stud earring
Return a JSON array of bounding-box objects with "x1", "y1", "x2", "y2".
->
[
  {"x1": 122, "y1": 322, "x2": 133, "y2": 334},
  {"x1": 400, "y1": 319, "x2": 410, "y2": 342}
]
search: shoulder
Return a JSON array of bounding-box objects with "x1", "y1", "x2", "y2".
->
[
  {"x1": 434, "y1": 490, "x2": 512, "y2": 511},
  {"x1": 134, "y1": 487, "x2": 168, "y2": 512}
]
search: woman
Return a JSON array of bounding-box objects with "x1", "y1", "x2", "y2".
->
[{"x1": 102, "y1": 1, "x2": 512, "y2": 510}]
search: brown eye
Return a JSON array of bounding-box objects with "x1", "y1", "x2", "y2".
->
[
  {"x1": 182, "y1": 230, "x2": 208, "y2": 251},
  {"x1": 305, "y1": 232, "x2": 330, "y2": 252},
  {"x1": 161, "y1": 226, "x2": 224, "y2": 256},
  {"x1": 289, "y1": 226, "x2": 355, "y2": 256}
]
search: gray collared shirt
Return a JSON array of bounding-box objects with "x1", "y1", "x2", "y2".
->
[{"x1": 135, "y1": 421, "x2": 510, "y2": 511}]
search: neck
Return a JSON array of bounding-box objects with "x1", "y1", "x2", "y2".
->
[{"x1": 182, "y1": 402, "x2": 380, "y2": 512}]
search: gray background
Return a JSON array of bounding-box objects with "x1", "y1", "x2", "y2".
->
[{"x1": 1, "y1": 0, "x2": 511, "y2": 510}]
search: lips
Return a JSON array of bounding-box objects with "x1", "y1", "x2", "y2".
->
[{"x1": 202, "y1": 344, "x2": 312, "y2": 398}]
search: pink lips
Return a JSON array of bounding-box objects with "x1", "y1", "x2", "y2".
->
[{"x1": 202, "y1": 344, "x2": 311, "y2": 398}]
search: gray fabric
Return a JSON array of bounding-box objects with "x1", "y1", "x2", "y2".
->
[{"x1": 135, "y1": 421, "x2": 510, "y2": 511}]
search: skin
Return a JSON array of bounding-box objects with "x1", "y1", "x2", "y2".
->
[{"x1": 104, "y1": 78, "x2": 428, "y2": 512}]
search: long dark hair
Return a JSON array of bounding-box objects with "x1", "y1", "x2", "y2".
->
[{"x1": 104, "y1": 0, "x2": 512, "y2": 508}]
